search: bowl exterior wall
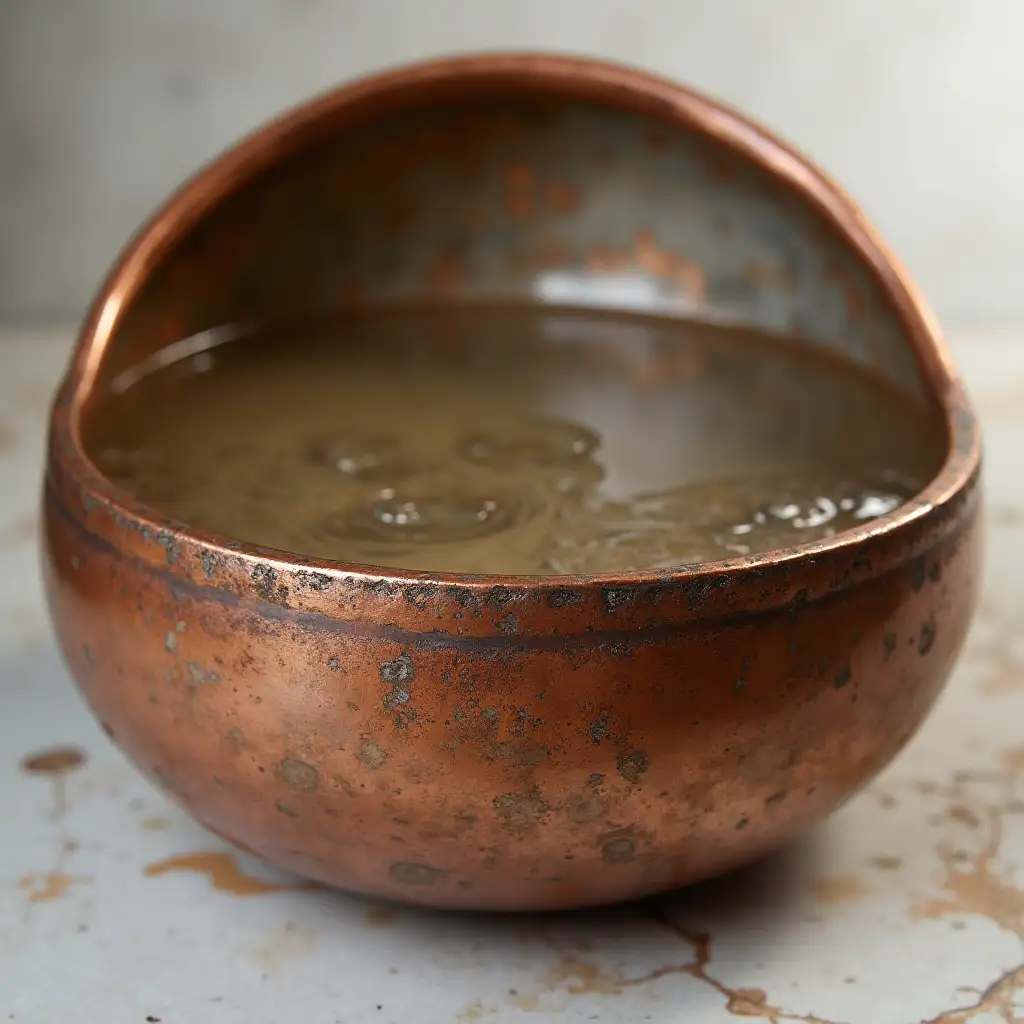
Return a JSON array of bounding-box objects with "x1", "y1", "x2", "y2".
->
[{"x1": 43, "y1": 480, "x2": 980, "y2": 910}]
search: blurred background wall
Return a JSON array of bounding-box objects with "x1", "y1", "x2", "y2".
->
[{"x1": 2, "y1": 0, "x2": 1021, "y2": 326}]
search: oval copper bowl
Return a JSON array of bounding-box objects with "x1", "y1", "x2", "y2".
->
[{"x1": 43, "y1": 55, "x2": 982, "y2": 911}]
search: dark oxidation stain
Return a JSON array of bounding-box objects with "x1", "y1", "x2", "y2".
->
[
  {"x1": 380, "y1": 653, "x2": 414, "y2": 683},
  {"x1": 601, "y1": 835, "x2": 636, "y2": 863},
  {"x1": 918, "y1": 616, "x2": 937, "y2": 656},
  {"x1": 616, "y1": 748, "x2": 650, "y2": 784},
  {"x1": 389, "y1": 860, "x2": 447, "y2": 886},
  {"x1": 275, "y1": 799, "x2": 299, "y2": 818},
  {"x1": 833, "y1": 664, "x2": 852, "y2": 690},
  {"x1": 548, "y1": 587, "x2": 582, "y2": 608},
  {"x1": 485, "y1": 585, "x2": 518, "y2": 611},
  {"x1": 251, "y1": 563, "x2": 280, "y2": 600},
  {"x1": 602, "y1": 587, "x2": 635, "y2": 614},
  {"x1": 493, "y1": 788, "x2": 549, "y2": 831},
  {"x1": 909, "y1": 559, "x2": 927, "y2": 593},
  {"x1": 21, "y1": 746, "x2": 87, "y2": 775},
  {"x1": 296, "y1": 569, "x2": 332, "y2": 592},
  {"x1": 565, "y1": 789, "x2": 609, "y2": 824},
  {"x1": 277, "y1": 758, "x2": 319, "y2": 791},
  {"x1": 381, "y1": 652, "x2": 414, "y2": 712},
  {"x1": 883, "y1": 631, "x2": 897, "y2": 660}
]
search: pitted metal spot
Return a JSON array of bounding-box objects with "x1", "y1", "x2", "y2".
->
[
  {"x1": 496, "y1": 612, "x2": 519, "y2": 635},
  {"x1": 601, "y1": 836, "x2": 636, "y2": 863},
  {"x1": 380, "y1": 653, "x2": 414, "y2": 683},
  {"x1": 493, "y1": 788, "x2": 549, "y2": 831},
  {"x1": 485, "y1": 585, "x2": 519, "y2": 611},
  {"x1": 358, "y1": 739, "x2": 388, "y2": 769},
  {"x1": 277, "y1": 758, "x2": 319, "y2": 792},
  {"x1": 201, "y1": 548, "x2": 216, "y2": 579},
  {"x1": 565, "y1": 790, "x2": 609, "y2": 824},
  {"x1": 602, "y1": 587, "x2": 635, "y2": 614},
  {"x1": 383, "y1": 685, "x2": 412, "y2": 709},
  {"x1": 547, "y1": 587, "x2": 582, "y2": 608},
  {"x1": 251, "y1": 563, "x2": 280, "y2": 600},
  {"x1": 617, "y1": 748, "x2": 650, "y2": 784},
  {"x1": 296, "y1": 569, "x2": 333, "y2": 592},
  {"x1": 389, "y1": 861, "x2": 447, "y2": 886},
  {"x1": 186, "y1": 661, "x2": 220, "y2": 684},
  {"x1": 381, "y1": 653, "x2": 415, "y2": 712}
]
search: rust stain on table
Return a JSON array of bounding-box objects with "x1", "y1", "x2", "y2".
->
[{"x1": 143, "y1": 851, "x2": 316, "y2": 896}]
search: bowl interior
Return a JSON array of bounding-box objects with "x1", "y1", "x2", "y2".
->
[{"x1": 92, "y1": 85, "x2": 937, "y2": 416}]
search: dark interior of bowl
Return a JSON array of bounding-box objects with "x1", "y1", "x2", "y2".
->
[{"x1": 93, "y1": 91, "x2": 938, "y2": 402}]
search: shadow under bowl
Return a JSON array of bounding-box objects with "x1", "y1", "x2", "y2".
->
[{"x1": 43, "y1": 54, "x2": 981, "y2": 911}]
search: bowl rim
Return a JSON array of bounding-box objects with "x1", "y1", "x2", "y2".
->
[{"x1": 52, "y1": 52, "x2": 982, "y2": 595}]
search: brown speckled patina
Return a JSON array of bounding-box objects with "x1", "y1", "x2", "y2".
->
[{"x1": 42, "y1": 55, "x2": 982, "y2": 911}]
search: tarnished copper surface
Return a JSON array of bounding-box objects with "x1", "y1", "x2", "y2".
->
[{"x1": 42, "y1": 55, "x2": 982, "y2": 911}]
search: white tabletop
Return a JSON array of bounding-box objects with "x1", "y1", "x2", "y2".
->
[{"x1": 2, "y1": 326, "x2": 1022, "y2": 1024}]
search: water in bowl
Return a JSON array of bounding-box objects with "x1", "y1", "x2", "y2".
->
[{"x1": 87, "y1": 305, "x2": 943, "y2": 575}]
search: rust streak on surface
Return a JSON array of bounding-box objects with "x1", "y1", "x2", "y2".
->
[
  {"x1": 919, "y1": 964, "x2": 1024, "y2": 1023},
  {"x1": 907, "y1": 748, "x2": 1024, "y2": 1020},
  {"x1": 633, "y1": 229, "x2": 707, "y2": 304},
  {"x1": 19, "y1": 872, "x2": 90, "y2": 903},
  {"x1": 21, "y1": 745, "x2": 87, "y2": 820},
  {"x1": 648, "y1": 908, "x2": 841, "y2": 1023},
  {"x1": 21, "y1": 746, "x2": 86, "y2": 775},
  {"x1": 143, "y1": 851, "x2": 316, "y2": 896}
]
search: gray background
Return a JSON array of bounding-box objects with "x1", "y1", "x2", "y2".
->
[{"x1": 2, "y1": 0, "x2": 1021, "y2": 326}]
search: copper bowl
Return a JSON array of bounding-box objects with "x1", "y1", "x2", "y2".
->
[{"x1": 43, "y1": 55, "x2": 982, "y2": 911}]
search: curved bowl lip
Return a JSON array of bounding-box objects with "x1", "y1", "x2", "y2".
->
[{"x1": 53, "y1": 52, "x2": 981, "y2": 593}]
